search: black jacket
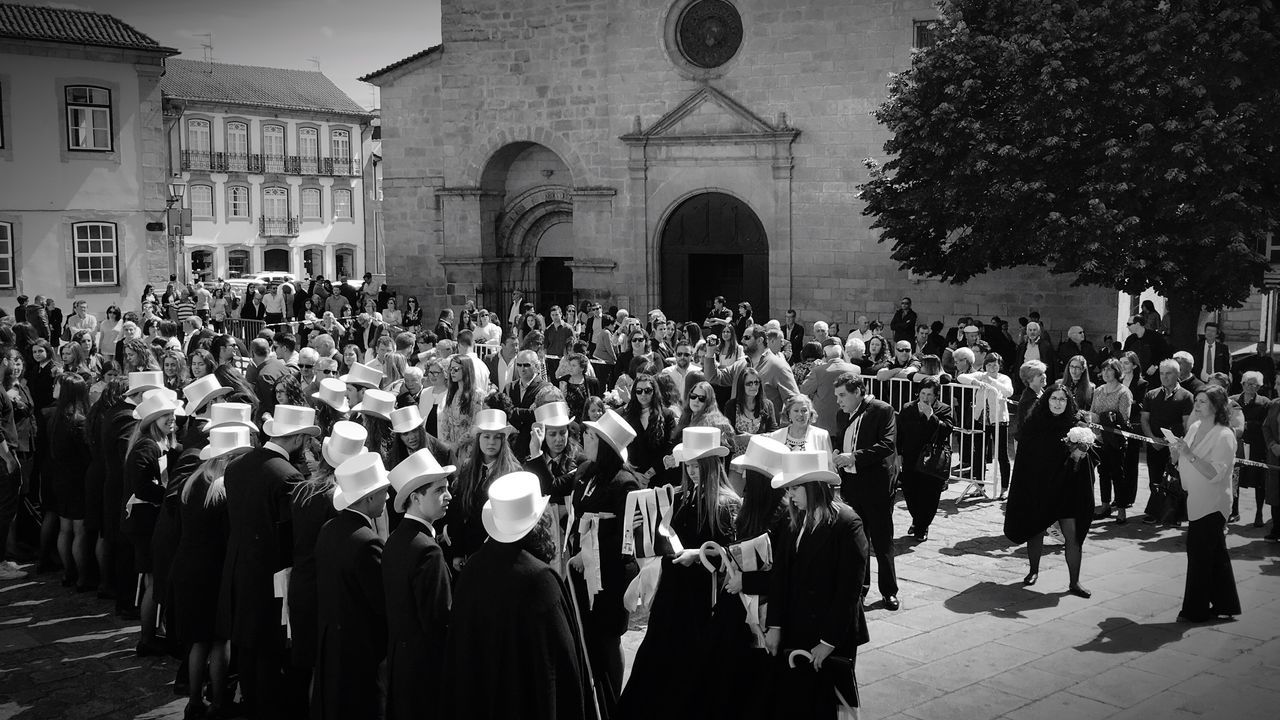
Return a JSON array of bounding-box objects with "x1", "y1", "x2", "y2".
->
[
  {"x1": 383, "y1": 517, "x2": 450, "y2": 720},
  {"x1": 217, "y1": 446, "x2": 302, "y2": 648},
  {"x1": 833, "y1": 397, "x2": 897, "y2": 494},
  {"x1": 312, "y1": 509, "x2": 388, "y2": 720}
]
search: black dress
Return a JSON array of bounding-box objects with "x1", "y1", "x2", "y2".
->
[
  {"x1": 47, "y1": 415, "x2": 90, "y2": 520},
  {"x1": 1003, "y1": 411, "x2": 1095, "y2": 545},
  {"x1": 170, "y1": 473, "x2": 230, "y2": 643},
  {"x1": 289, "y1": 485, "x2": 338, "y2": 672},
  {"x1": 617, "y1": 492, "x2": 740, "y2": 720},
  {"x1": 623, "y1": 406, "x2": 677, "y2": 488}
]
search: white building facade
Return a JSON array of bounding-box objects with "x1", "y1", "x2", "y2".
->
[
  {"x1": 0, "y1": 4, "x2": 177, "y2": 313},
  {"x1": 162, "y1": 59, "x2": 374, "y2": 284}
]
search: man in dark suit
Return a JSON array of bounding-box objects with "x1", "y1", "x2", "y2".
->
[
  {"x1": 1012, "y1": 321, "x2": 1057, "y2": 391},
  {"x1": 383, "y1": 451, "x2": 454, "y2": 720},
  {"x1": 342, "y1": 312, "x2": 382, "y2": 355},
  {"x1": 312, "y1": 455, "x2": 390, "y2": 720},
  {"x1": 783, "y1": 309, "x2": 805, "y2": 363},
  {"x1": 1123, "y1": 314, "x2": 1172, "y2": 379},
  {"x1": 832, "y1": 372, "x2": 900, "y2": 610},
  {"x1": 218, "y1": 408, "x2": 315, "y2": 720},
  {"x1": 245, "y1": 338, "x2": 288, "y2": 417},
  {"x1": 1192, "y1": 321, "x2": 1232, "y2": 383},
  {"x1": 505, "y1": 350, "x2": 560, "y2": 461}
]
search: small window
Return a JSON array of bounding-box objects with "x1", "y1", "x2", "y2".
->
[
  {"x1": 0, "y1": 222, "x2": 13, "y2": 288},
  {"x1": 301, "y1": 188, "x2": 321, "y2": 219},
  {"x1": 66, "y1": 86, "x2": 112, "y2": 151},
  {"x1": 228, "y1": 186, "x2": 250, "y2": 218},
  {"x1": 72, "y1": 222, "x2": 118, "y2": 286},
  {"x1": 333, "y1": 189, "x2": 352, "y2": 219},
  {"x1": 189, "y1": 184, "x2": 214, "y2": 218},
  {"x1": 913, "y1": 20, "x2": 940, "y2": 49},
  {"x1": 0, "y1": 81, "x2": 6, "y2": 149}
]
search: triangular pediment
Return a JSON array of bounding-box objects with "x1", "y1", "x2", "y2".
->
[{"x1": 622, "y1": 85, "x2": 798, "y2": 144}]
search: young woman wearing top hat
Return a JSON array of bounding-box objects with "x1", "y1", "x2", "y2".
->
[
  {"x1": 523, "y1": 401, "x2": 582, "y2": 501},
  {"x1": 566, "y1": 408, "x2": 640, "y2": 712},
  {"x1": 442, "y1": 409, "x2": 521, "y2": 571},
  {"x1": 122, "y1": 388, "x2": 184, "y2": 656},
  {"x1": 707, "y1": 435, "x2": 791, "y2": 720},
  {"x1": 764, "y1": 451, "x2": 870, "y2": 720},
  {"x1": 171, "y1": 425, "x2": 254, "y2": 720},
  {"x1": 620, "y1": 426, "x2": 740, "y2": 720}
]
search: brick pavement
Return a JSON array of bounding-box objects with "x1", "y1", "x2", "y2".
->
[{"x1": 2, "y1": 472, "x2": 1277, "y2": 719}]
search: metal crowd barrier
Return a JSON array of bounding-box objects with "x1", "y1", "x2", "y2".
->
[{"x1": 865, "y1": 377, "x2": 1006, "y2": 501}]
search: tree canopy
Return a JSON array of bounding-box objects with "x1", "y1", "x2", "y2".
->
[{"x1": 859, "y1": 0, "x2": 1280, "y2": 318}]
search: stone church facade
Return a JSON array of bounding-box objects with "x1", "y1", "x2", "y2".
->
[{"x1": 365, "y1": 0, "x2": 1121, "y2": 341}]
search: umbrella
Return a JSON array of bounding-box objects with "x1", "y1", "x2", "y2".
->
[{"x1": 786, "y1": 649, "x2": 859, "y2": 711}]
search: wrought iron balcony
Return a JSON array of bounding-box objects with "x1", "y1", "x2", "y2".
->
[
  {"x1": 263, "y1": 154, "x2": 287, "y2": 174},
  {"x1": 259, "y1": 216, "x2": 299, "y2": 237},
  {"x1": 324, "y1": 157, "x2": 358, "y2": 176},
  {"x1": 181, "y1": 150, "x2": 212, "y2": 171}
]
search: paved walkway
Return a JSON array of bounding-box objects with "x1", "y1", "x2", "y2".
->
[{"x1": 2, "y1": 477, "x2": 1277, "y2": 719}]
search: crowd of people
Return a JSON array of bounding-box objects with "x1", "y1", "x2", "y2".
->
[{"x1": 0, "y1": 282, "x2": 1268, "y2": 719}]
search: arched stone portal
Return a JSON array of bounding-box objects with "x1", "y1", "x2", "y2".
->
[
  {"x1": 478, "y1": 142, "x2": 576, "y2": 311},
  {"x1": 661, "y1": 192, "x2": 768, "y2": 324}
]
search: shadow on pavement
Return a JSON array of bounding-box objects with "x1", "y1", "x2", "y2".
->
[
  {"x1": 1073, "y1": 616, "x2": 1231, "y2": 654},
  {"x1": 942, "y1": 580, "x2": 1063, "y2": 620}
]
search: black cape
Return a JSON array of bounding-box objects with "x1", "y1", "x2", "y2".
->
[
  {"x1": 1004, "y1": 413, "x2": 1095, "y2": 545},
  {"x1": 442, "y1": 541, "x2": 590, "y2": 720}
]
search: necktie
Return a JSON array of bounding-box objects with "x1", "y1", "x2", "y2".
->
[{"x1": 1205, "y1": 343, "x2": 1214, "y2": 376}]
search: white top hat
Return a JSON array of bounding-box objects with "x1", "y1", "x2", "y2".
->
[
  {"x1": 132, "y1": 388, "x2": 186, "y2": 424},
  {"x1": 204, "y1": 402, "x2": 257, "y2": 431},
  {"x1": 963, "y1": 325, "x2": 980, "y2": 334},
  {"x1": 340, "y1": 361, "x2": 383, "y2": 389},
  {"x1": 352, "y1": 389, "x2": 396, "y2": 422},
  {"x1": 262, "y1": 404, "x2": 321, "y2": 438},
  {"x1": 332, "y1": 453, "x2": 391, "y2": 512},
  {"x1": 322, "y1": 420, "x2": 370, "y2": 468},
  {"x1": 581, "y1": 409, "x2": 635, "y2": 463},
  {"x1": 770, "y1": 450, "x2": 841, "y2": 489},
  {"x1": 730, "y1": 435, "x2": 791, "y2": 477},
  {"x1": 481, "y1": 471, "x2": 550, "y2": 543},
  {"x1": 126, "y1": 371, "x2": 164, "y2": 397},
  {"x1": 473, "y1": 408, "x2": 516, "y2": 435},
  {"x1": 673, "y1": 426, "x2": 729, "y2": 463},
  {"x1": 183, "y1": 374, "x2": 231, "y2": 415},
  {"x1": 533, "y1": 401, "x2": 574, "y2": 427},
  {"x1": 310, "y1": 377, "x2": 350, "y2": 412},
  {"x1": 200, "y1": 426, "x2": 254, "y2": 460},
  {"x1": 389, "y1": 448, "x2": 456, "y2": 514},
  {"x1": 390, "y1": 405, "x2": 425, "y2": 435}
]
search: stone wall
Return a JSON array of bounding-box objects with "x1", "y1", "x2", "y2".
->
[{"x1": 373, "y1": 0, "x2": 1120, "y2": 344}]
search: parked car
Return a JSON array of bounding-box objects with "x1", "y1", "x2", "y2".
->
[{"x1": 224, "y1": 271, "x2": 298, "y2": 295}]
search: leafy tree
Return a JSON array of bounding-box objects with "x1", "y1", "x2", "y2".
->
[{"x1": 859, "y1": 0, "x2": 1280, "y2": 348}]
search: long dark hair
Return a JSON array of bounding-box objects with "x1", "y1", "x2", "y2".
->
[
  {"x1": 49, "y1": 373, "x2": 89, "y2": 443},
  {"x1": 1199, "y1": 385, "x2": 1231, "y2": 427},
  {"x1": 624, "y1": 374, "x2": 673, "y2": 442},
  {"x1": 580, "y1": 428, "x2": 625, "y2": 491},
  {"x1": 786, "y1": 481, "x2": 843, "y2": 534},
  {"x1": 737, "y1": 467, "x2": 784, "y2": 539},
  {"x1": 680, "y1": 454, "x2": 738, "y2": 536}
]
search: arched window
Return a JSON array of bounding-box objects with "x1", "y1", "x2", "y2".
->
[
  {"x1": 333, "y1": 189, "x2": 352, "y2": 219},
  {"x1": 301, "y1": 188, "x2": 321, "y2": 219},
  {"x1": 226, "y1": 121, "x2": 249, "y2": 171},
  {"x1": 331, "y1": 128, "x2": 352, "y2": 174},
  {"x1": 298, "y1": 127, "x2": 319, "y2": 174},
  {"x1": 227, "y1": 186, "x2": 250, "y2": 219},
  {"x1": 189, "y1": 184, "x2": 214, "y2": 218},
  {"x1": 263, "y1": 124, "x2": 285, "y2": 172}
]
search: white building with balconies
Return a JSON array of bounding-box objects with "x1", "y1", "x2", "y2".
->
[{"x1": 162, "y1": 58, "x2": 374, "y2": 284}]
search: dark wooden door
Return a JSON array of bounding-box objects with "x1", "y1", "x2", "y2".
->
[
  {"x1": 537, "y1": 257, "x2": 575, "y2": 312},
  {"x1": 660, "y1": 192, "x2": 768, "y2": 325}
]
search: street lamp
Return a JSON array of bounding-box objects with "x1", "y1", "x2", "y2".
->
[{"x1": 166, "y1": 181, "x2": 189, "y2": 284}]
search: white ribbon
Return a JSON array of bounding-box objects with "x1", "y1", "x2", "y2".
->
[
  {"x1": 575, "y1": 512, "x2": 614, "y2": 610},
  {"x1": 273, "y1": 568, "x2": 292, "y2": 641},
  {"x1": 621, "y1": 486, "x2": 683, "y2": 558}
]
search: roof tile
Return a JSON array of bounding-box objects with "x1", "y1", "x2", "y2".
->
[
  {"x1": 163, "y1": 58, "x2": 370, "y2": 116},
  {"x1": 0, "y1": 2, "x2": 175, "y2": 53}
]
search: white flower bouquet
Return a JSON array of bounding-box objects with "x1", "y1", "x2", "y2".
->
[{"x1": 1064, "y1": 426, "x2": 1097, "y2": 466}]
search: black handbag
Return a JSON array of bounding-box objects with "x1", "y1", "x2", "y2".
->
[
  {"x1": 1150, "y1": 470, "x2": 1188, "y2": 525},
  {"x1": 914, "y1": 428, "x2": 953, "y2": 481}
]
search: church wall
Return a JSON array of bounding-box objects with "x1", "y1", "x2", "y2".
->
[{"x1": 377, "y1": 0, "x2": 1120, "y2": 347}]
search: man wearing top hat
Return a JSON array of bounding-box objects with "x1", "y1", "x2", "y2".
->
[
  {"x1": 505, "y1": 349, "x2": 560, "y2": 461},
  {"x1": 443, "y1": 471, "x2": 590, "y2": 720},
  {"x1": 312, "y1": 453, "x2": 392, "y2": 720},
  {"x1": 383, "y1": 449, "x2": 455, "y2": 720},
  {"x1": 218, "y1": 405, "x2": 318, "y2": 720}
]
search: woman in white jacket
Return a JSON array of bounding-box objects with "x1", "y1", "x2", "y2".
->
[{"x1": 769, "y1": 395, "x2": 833, "y2": 468}]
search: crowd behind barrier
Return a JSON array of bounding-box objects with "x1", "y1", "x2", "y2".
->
[{"x1": 0, "y1": 280, "x2": 1272, "y2": 720}]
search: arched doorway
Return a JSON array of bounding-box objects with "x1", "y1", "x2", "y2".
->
[{"x1": 661, "y1": 192, "x2": 768, "y2": 325}]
